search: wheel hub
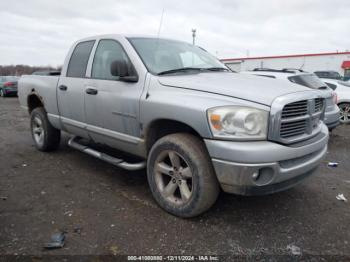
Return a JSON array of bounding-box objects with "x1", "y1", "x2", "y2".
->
[{"x1": 32, "y1": 116, "x2": 44, "y2": 146}]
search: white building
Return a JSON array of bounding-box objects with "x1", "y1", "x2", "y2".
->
[{"x1": 222, "y1": 51, "x2": 350, "y2": 78}]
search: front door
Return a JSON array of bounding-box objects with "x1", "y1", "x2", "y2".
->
[{"x1": 84, "y1": 39, "x2": 144, "y2": 149}]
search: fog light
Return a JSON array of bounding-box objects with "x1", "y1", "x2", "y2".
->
[{"x1": 252, "y1": 167, "x2": 275, "y2": 186}]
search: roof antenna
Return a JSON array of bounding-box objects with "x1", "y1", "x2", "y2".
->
[
  {"x1": 157, "y1": 8, "x2": 165, "y2": 38},
  {"x1": 299, "y1": 57, "x2": 305, "y2": 70}
]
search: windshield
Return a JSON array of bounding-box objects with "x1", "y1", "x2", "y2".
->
[
  {"x1": 128, "y1": 37, "x2": 227, "y2": 75},
  {"x1": 2, "y1": 76, "x2": 19, "y2": 82},
  {"x1": 288, "y1": 74, "x2": 328, "y2": 89},
  {"x1": 314, "y1": 71, "x2": 342, "y2": 80}
]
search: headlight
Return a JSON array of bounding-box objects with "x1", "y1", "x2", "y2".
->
[{"x1": 207, "y1": 106, "x2": 268, "y2": 140}]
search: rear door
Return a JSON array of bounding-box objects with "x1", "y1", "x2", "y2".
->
[
  {"x1": 84, "y1": 38, "x2": 144, "y2": 149},
  {"x1": 57, "y1": 40, "x2": 95, "y2": 138}
]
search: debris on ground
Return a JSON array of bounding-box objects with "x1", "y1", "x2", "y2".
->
[
  {"x1": 328, "y1": 162, "x2": 338, "y2": 167},
  {"x1": 336, "y1": 194, "x2": 348, "y2": 202},
  {"x1": 1, "y1": 196, "x2": 7, "y2": 200},
  {"x1": 73, "y1": 225, "x2": 82, "y2": 234},
  {"x1": 44, "y1": 232, "x2": 65, "y2": 249},
  {"x1": 109, "y1": 245, "x2": 119, "y2": 255},
  {"x1": 287, "y1": 244, "x2": 301, "y2": 255},
  {"x1": 64, "y1": 211, "x2": 73, "y2": 217},
  {"x1": 22, "y1": 163, "x2": 27, "y2": 167}
]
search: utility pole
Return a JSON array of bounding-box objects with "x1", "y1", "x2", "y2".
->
[{"x1": 191, "y1": 29, "x2": 196, "y2": 45}]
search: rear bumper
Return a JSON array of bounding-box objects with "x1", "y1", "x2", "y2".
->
[
  {"x1": 324, "y1": 105, "x2": 340, "y2": 129},
  {"x1": 205, "y1": 124, "x2": 329, "y2": 195},
  {"x1": 2, "y1": 87, "x2": 18, "y2": 94}
]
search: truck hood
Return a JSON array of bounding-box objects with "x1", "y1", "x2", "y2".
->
[{"x1": 158, "y1": 72, "x2": 310, "y2": 106}]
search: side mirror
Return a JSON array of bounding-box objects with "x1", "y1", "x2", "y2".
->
[
  {"x1": 110, "y1": 60, "x2": 138, "y2": 82},
  {"x1": 111, "y1": 60, "x2": 128, "y2": 77}
]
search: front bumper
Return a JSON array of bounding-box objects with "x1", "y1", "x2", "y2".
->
[{"x1": 205, "y1": 124, "x2": 329, "y2": 195}]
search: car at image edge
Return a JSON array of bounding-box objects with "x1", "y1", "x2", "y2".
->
[
  {"x1": 322, "y1": 78, "x2": 350, "y2": 123},
  {"x1": 0, "y1": 76, "x2": 20, "y2": 97}
]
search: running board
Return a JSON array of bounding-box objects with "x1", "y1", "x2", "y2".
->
[{"x1": 68, "y1": 136, "x2": 146, "y2": 171}]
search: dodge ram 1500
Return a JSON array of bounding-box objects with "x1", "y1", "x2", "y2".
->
[{"x1": 19, "y1": 35, "x2": 329, "y2": 217}]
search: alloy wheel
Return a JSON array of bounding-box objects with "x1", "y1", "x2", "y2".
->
[
  {"x1": 339, "y1": 103, "x2": 350, "y2": 123},
  {"x1": 154, "y1": 150, "x2": 193, "y2": 205}
]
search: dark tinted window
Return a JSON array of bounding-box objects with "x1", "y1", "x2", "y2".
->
[
  {"x1": 288, "y1": 74, "x2": 327, "y2": 89},
  {"x1": 92, "y1": 39, "x2": 132, "y2": 80},
  {"x1": 67, "y1": 41, "x2": 95, "y2": 77}
]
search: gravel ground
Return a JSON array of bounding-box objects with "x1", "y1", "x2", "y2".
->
[{"x1": 0, "y1": 97, "x2": 349, "y2": 260}]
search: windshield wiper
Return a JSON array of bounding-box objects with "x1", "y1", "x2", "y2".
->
[
  {"x1": 157, "y1": 67, "x2": 202, "y2": 75},
  {"x1": 157, "y1": 67, "x2": 229, "y2": 75},
  {"x1": 205, "y1": 67, "x2": 229, "y2": 72}
]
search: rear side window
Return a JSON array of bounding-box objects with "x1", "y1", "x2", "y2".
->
[{"x1": 67, "y1": 40, "x2": 95, "y2": 78}]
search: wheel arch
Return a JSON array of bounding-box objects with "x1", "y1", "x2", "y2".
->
[
  {"x1": 27, "y1": 93, "x2": 45, "y2": 114},
  {"x1": 337, "y1": 100, "x2": 350, "y2": 105},
  {"x1": 144, "y1": 119, "x2": 204, "y2": 154}
]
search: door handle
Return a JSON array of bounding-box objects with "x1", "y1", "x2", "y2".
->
[
  {"x1": 86, "y1": 88, "x2": 98, "y2": 95},
  {"x1": 58, "y1": 85, "x2": 68, "y2": 91}
]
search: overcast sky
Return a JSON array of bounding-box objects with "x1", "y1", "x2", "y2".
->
[{"x1": 0, "y1": 0, "x2": 349, "y2": 66}]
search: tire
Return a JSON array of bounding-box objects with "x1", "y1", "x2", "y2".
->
[
  {"x1": 30, "y1": 107, "x2": 61, "y2": 151},
  {"x1": 147, "y1": 133, "x2": 220, "y2": 218},
  {"x1": 338, "y1": 103, "x2": 350, "y2": 124}
]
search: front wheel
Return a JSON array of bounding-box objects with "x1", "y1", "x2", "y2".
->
[
  {"x1": 338, "y1": 103, "x2": 350, "y2": 124},
  {"x1": 147, "y1": 133, "x2": 220, "y2": 218},
  {"x1": 30, "y1": 107, "x2": 61, "y2": 151}
]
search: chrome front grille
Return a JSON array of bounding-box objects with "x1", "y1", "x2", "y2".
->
[
  {"x1": 280, "y1": 119, "x2": 307, "y2": 138},
  {"x1": 281, "y1": 100, "x2": 308, "y2": 118},
  {"x1": 269, "y1": 92, "x2": 325, "y2": 144},
  {"x1": 315, "y1": 98, "x2": 323, "y2": 112}
]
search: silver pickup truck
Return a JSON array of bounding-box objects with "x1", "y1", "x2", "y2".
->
[{"x1": 19, "y1": 35, "x2": 329, "y2": 217}]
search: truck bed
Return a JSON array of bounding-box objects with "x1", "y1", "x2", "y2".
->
[{"x1": 18, "y1": 75, "x2": 61, "y2": 127}]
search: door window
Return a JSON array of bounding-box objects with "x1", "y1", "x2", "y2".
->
[
  {"x1": 92, "y1": 39, "x2": 132, "y2": 80},
  {"x1": 66, "y1": 40, "x2": 95, "y2": 78}
]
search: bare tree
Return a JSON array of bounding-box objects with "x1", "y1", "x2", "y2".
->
[{"x1": 0, "y1": 65, "x2": 61, "y2": 76}]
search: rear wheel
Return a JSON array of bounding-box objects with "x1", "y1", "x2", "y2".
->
[
  {"x1": 30, "y1": 107, "x2": 61, "y2": 151},
  {"x1": 147, "y1": 133, "x2": 220, "y2": 218},
  {"x1": 339, "y1": 103, "x2": 350, "y2": 124}
]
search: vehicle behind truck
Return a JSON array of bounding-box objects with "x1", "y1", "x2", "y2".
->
[
  {"x1": 19, "y1": 35, "x2": 329, "y2": 217},
  {"x1": 241, "y1": 68, "x2": 340, "y2": 130}
]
